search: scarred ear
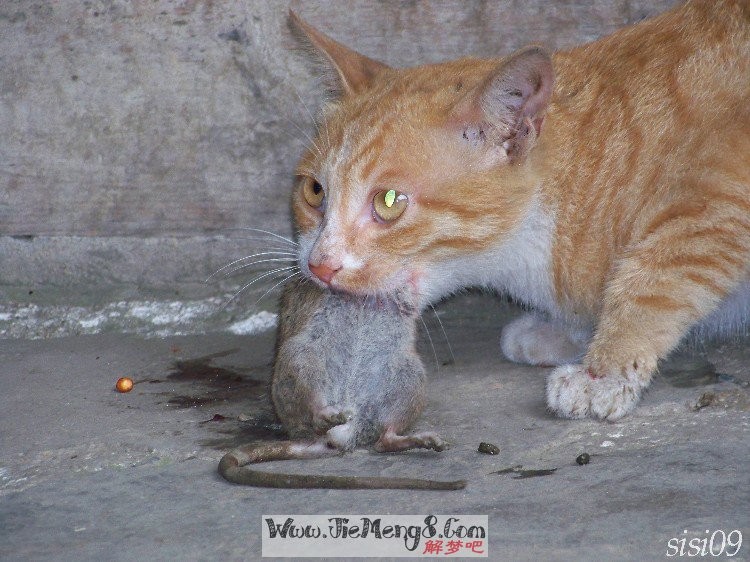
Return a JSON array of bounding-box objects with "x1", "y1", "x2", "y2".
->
[
  {"x1": 289, "y1": 10, "x2": 390, "y2": 96},
  {"x1": 456, "y1": 46, "x2": 554, "y2": 161}
]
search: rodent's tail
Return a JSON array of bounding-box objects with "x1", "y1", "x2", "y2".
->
[{"x1": 218, "y1": 440, "x2": 466, "y2": 490}]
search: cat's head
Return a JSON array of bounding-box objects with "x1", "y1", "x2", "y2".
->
[{"x1": 289, "y1": 11, "x2": 554, "y2": 304}]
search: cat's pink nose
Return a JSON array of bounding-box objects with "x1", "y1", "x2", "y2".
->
[{"x1": 308, "y1": 262, "x2": 340, "y2": 285}]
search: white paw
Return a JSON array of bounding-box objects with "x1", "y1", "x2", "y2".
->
[
  {"x1": 546, "y1": 365, "x2": 643, "y2": 421},
  {"x1": 501, "y1": 314, "x2": 586, "y2": 367},
  {"x1": 325, "y1": 422, "x2": 355, "y2": 450}
]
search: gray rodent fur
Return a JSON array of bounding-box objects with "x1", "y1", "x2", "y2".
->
[{"x1": 218, "y1": 277, "x2": 465, "y2": 490}]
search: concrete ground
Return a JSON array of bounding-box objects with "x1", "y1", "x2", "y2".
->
[{"x1": 1, "y1": 293, "x2": 749, "y2": 561}]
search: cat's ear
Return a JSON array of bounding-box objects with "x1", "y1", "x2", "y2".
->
[
  {"x1": 456, "y1": 46, "x2": 554, "y2": 161},
  {"x1": 289, "y1": 10, "x2": 390, "y2": 96}
]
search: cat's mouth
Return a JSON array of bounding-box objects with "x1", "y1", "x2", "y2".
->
[
  {"x1": 299, "y1": 233, "x2": 422, "y2": 304},
  {"x1": 302, "y1": 263, "x2": 422, "y2": 309}
]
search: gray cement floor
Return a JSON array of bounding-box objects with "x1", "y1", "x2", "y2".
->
[{"x1": 1, "y1": 293, "x2": 749, "y2": 561}]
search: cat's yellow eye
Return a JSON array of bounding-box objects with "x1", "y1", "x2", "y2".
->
[
  {"x1": 303, "y1": 179, "x2": 325, "y2": 209},
  {"x1": 373, "y1": 189, "x2": 408, "y2": 222}
]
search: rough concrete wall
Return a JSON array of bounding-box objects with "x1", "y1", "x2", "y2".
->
[{"x1": 0, "y1": 0, "x2": 679, "y2": 297}]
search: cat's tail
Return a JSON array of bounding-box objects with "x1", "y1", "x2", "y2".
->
[{"x1": 218, "y1": 439, "x2": 466, "y2": 490}]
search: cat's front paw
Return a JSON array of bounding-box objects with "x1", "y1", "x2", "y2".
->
[{"x1": 546, "y1": 365, "x2": 642, "y2": 421}]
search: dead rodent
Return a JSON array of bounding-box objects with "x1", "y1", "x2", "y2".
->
[{"x1": 218, "y1": 277, "x2": 465, "y2": 490}]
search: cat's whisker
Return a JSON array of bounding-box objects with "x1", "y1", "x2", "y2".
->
[
  {"x1": 276, "y1": 125, "x2": 324, "y2": 160},
  {"x1": 222, "y1": 272, "x2": 299, "y2": 297},
  {"x1": 291, "y1": 86, "x2": 318, "y2": 131},
  {"x1": 254, "y1": 39, "x2": 324, "y2": 157},
  {"x1": 323, "y1": 114, "x2": 332, "y2": 156},
  {"x1": 429, "y1": 303, "x2": 456, "y2": 365},
  {"x1": 222, "y1": 241, "x2": 298, "y2": 255},
  {"x1": 221, "y1": 265, "x2": 300, "y2": 310},
  {"x1": 252, "y1": 270, "x2": 303, "y2": 306},
  {"x1": 206, "y1": 252, "x2": 298, "y2": 282},
  {"x1": 278, "y1": 113, "x2": 325, "y2": 159},
  {"x1": 291, "y1": 86, "x2": 330, "y2": 152},
  {"x1": 418, "y1": 314, "x2": 440, "y2": 369},
  {"x1": 219, "y1": 234, "x2": 296, "y2": 251},
  {"x1": 225, "y1": 228, "x2": 299, "y2": 247},
  {"x1": 223, "y1": 257, "x2": 299, "y2": 278}
]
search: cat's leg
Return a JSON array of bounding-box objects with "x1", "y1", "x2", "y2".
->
[
  {"x1": 501, "y1": 313, "x2": 587, "y2": 367},
  {"x1": 547, "y1": 209, "x2": 750, "y2": 420}
]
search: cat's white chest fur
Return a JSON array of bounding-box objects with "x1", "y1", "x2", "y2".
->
[{"x1": 420, "y1": 197, "x2": 557, "y2": 314}]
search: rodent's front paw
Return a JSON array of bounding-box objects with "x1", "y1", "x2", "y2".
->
[
  {"x1": 546, "y1": 365, "x2": 642, "y2": 421},
  {"x1": 313, "y1": 407, "x2": 352, "y2": 434}
]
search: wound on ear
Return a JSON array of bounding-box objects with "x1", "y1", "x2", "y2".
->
[{"x1": 478, "y1": 46, "x2": 554, "y2": 157}]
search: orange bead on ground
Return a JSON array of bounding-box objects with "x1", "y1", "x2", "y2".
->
[{"x1": 115, "y1": 377, "x2": 134, "y2": 393}]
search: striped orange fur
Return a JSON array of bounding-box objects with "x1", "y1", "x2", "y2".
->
[{"x1": 288, "y1": 1, "x2": 750, "y2": 420}]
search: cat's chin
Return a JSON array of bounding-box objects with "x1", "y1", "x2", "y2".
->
[
  {"x1": 303, "y1": 272, "x2": 419, "y2": 309},
  {"x1": 303, "y1": 273, "x2": 370, "y2": 297}
]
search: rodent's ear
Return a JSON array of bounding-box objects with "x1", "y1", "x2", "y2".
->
[
  {"x1": 453, "y1": 46, "x2": 554, "y2": 161},
  {"x1": 289, "y1": 10, "x2": 390, "y2": 96}
]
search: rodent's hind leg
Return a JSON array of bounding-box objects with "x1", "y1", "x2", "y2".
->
[
  {"x1": 374, "y1": 428, "x2": 447, "y2": 453},
  {"x1": 312, "y1": 405, "x2": 353, "y2": 435}
]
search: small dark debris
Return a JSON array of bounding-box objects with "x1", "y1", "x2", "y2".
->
[
  {"x1": 28, "y1": 290, "x2": 34, "y2": 295},
  {"x1": 71, "y1": 74, "x2": 79, "y2": 81},
  {"x1": 576, "y1": 453, "x2": 590, "y2": 465},
  {"x1": 491, "y1": 465, "x2": 557, "y2": 479},
  {"x1": 694, "y1": 392, "x2": 716, "y2": 411},
  {"x1": 1, "y1": 12, "x2": 27, "y2": 24},
  {"x1": 493, "y1": 466, "x2": 517, "y2": 475},
  {"x1": 219, "y1": 28, "x2": 247, "y2": 44},
  {"x1": 173, "y1": 19, "x2": 187, "y2": 26},
  {"x1": 478, "y1": 442, "x2": 500, "y2": 455},
  {"x1": 200, "y1": 413, "x2": 227, "y2": 424}
]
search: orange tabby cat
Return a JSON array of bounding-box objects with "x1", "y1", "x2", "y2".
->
[{"x1": 287, "y1": 1, "x2": 750, "y2": 420}]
